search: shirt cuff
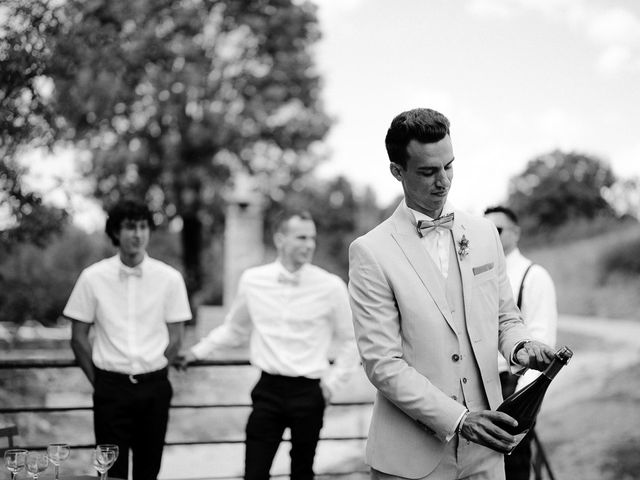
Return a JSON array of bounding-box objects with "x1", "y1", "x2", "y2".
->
[
  {"x1": 446, "y1": 409, "x2": 469, "y2": 442},
  {"x1": 190, "y1": 341, "x2": 210, "y2": 360},
  {"x1": 509, "y1": 340, "x2": 531, "y2": 374}
]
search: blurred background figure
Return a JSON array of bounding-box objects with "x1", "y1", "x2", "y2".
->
[
  {"x1": 484, "y1": 205, "x2": 558, "y2": 480},
  {"x1": 65, "y1": 198, "x2": 192, "y2": 480},
  {"x1": 179, "y1": 209, "x2": 358, "y2": 480}
]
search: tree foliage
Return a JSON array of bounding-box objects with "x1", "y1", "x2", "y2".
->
[
  {"x1": 507, "y1": 150, "x2": 617, "y2": 235},
  {"x1": 0, "y1": 0, "x2": 69, "y2": 252},
  {"x1": 0, "y1": 227, "x2": 105, "y2": 324},
  {"x1": 0, "y1": 161, "x2": 68, "y2": 253},
  {"x1": 0, "y1": 0, "x2": 63, "y2": 152},
  {"x1": 46, "y1": 0, "x2": 331, "y2": 295}
]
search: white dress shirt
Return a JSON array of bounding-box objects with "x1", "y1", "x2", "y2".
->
[
  {"x1": 407, "y1": 202, "x2": 455, "y2": 278},
  {"x1": 498, "y1": 248, "x2": 558, "y2": 389},
  {"x1": 64, "y1": 255, "x2": 192, "y2": 374},
  {"x1": 191, "y1": 261, "x2": 358, "y2": 396}
]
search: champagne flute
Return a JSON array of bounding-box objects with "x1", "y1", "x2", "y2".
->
[
  {"x1": 97, "y1": 444, "x2": 119, "y2": 464},
  {"x1": 93, "y1": 445, "x2": 119, "y2": 480},
  {"x1": 25, "y1": 452, "x2": 49, "y2": 480},
  {"x1": 46, "y1": 443, "x2": 70, "y2": 480},
  {"x1": 4, "y1": 449, "x2": 28, "y2": 480}
]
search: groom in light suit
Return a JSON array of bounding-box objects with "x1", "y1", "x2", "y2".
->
[{"x1": 348, "y1": 108, "x2": 555, "y2": 480}]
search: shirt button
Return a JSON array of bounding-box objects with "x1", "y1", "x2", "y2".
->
[
  {"x1": 451, "y1": 354, "x2": 460, "y2": 362},
  {"x1": 462, "y1": 377, "x2": 468, "y2": 384}
]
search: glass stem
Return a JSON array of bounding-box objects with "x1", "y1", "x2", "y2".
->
[
  {"x1": 100, "y1": 472, "x2": 107, "y2": 480},
  {"x1": 55, "y1": 465, "x2": 60, "y2": 480}
]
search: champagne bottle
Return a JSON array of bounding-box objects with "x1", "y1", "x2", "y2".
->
[{"x1": 497, "y1": 345, "x2": 573, "y2": 449}]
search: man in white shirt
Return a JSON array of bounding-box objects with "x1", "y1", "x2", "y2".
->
[
  {"x1": 65, "y1": 199, "x2": 192, "y2": 480},
  {"x1": 179, "y1": 209, "x2": 357, "y2": 480},
  {"x1": 484, "y1": 206, "x2": 558, "y2": 480}
]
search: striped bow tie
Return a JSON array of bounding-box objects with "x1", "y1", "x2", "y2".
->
[{"x1": 416, "y1": 213, "x2": 455, "y2": 237}]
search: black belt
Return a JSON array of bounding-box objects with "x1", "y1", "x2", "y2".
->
[
  {"x1": 95, "y1": 367, "x2": 168, "y2": 385},
  {"x1": 260, "y1": 371, "x2": 320, "y2": 385}
]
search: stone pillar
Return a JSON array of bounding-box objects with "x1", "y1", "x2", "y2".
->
[{"x1": 223, "y1": 173, "x2": 265, "y2": 307}]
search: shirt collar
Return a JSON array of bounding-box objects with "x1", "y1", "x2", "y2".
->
[
  {"x1": 274, "y1": 260, "x2": 307, "y2": 279},
  {"x1": 117, "y1": 254, "x2": 148, "y2": 275},
  {"x1": 506, "y1": 248, "x2": 526, "y2": 264}
]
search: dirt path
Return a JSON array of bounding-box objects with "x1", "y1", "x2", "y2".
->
[
  {"x1": 535, "y1": 315, "x2": 640, "y2": 480},
  {"x1": 543, "y1": 314, "x2": 640, "y2": 412}
]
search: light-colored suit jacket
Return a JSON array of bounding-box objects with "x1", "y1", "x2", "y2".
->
[{"x1": 348, "y1": 203, "x2": 529, "y2": 478}]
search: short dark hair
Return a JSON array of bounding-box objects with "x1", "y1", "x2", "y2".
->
[
  {"x1": 385, "y1": 108, "x2": 451, "y2": 168},
  {"x1": 484, "y1": 205, "x2": 519, "y2": 225},
  {"x1": 272, "y1": 209, "x2": 314, "y2": 234},
  {"x1": 105, "y1": 198, "x2": 155, "y2": 246}
]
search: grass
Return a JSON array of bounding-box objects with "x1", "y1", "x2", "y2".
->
[{"x1": 523, "y1": 222, "x2": 640, "y2": 318}]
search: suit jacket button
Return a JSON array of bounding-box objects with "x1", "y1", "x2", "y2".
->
[
  {"x1": 451, "y1": 354, "x2": 460, "y2": 362},
  {"x1": 451, "y1": 395, "x2": 458, "y2": 401},
  {"x1": 462, "y1": 377, "x2": 468, "y2": 384}
]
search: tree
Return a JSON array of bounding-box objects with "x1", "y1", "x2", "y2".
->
[
  {"x1": 0, "y1": 0, "x2": 69, "y2": 257},
  {"x1": 46, "y1": 0, "x2": 331, "y2": 300},
  {"x1": 603, "y1": 176, "x2": 640, "y2": 220},
  {"x1": 0, "y1": 161, "x2": 68, "y2": 255},
  {"x1": 507, "y1": 150, "x2": 617, "y2": 235}
]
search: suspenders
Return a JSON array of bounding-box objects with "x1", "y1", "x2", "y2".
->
[{"x1": 516, "y1": 263, "x2": 535, "y2": 309}]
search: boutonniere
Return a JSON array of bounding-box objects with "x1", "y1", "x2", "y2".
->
[{"x1": 457, "y1": 235, "x2": 470, "y2": 259}]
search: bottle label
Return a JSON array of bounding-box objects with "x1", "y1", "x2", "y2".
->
[{"x1": 505, "y1": 429, "x2": 529, "y2": 455}]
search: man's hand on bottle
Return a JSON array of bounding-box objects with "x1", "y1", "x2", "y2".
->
[
  {"x1": 515, "y1": 340, "x2": 555, "y2": 371},
  {"x1": 459, "y1": 410, "x2": 520, "y2": 453}
]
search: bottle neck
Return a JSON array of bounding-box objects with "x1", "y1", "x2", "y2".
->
[{"x1": 541, "y1": 357, "x2": 565, "y2": 380}]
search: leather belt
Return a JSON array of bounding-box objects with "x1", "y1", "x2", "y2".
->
[{"x1": 95, "y1": 367, "x2": 168, "y2": 385}]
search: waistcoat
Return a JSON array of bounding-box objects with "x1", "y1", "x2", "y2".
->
[{"x1": 446, "y1": 234, "x2": 490, "y2": 412}]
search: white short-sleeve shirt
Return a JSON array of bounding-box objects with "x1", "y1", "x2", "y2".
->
[{"x1": 64, "y1": 254, "x2": 192, "y2": 374}]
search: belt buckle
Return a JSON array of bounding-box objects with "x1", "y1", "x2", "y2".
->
[{"x1": 128, "y1": 374, "x2": 139, "y2": 384}]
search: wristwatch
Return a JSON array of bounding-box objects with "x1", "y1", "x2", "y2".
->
[{"x1": 512, "y1": 340, "x2": 533, "y2": 365}]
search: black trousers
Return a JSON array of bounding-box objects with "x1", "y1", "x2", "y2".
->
[
  {"x1": 93, "y1": 367, "x2": 173, "y2": 480},
  {"x1": 244, "y1": 372, "x2": 326, "y2": 480},
  {"x1": 500, "y1": 371, "x2": 533, "y2": 480}
]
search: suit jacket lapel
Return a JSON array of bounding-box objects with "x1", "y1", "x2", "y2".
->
[
  {"x1": 451, "y1": 219, "x2": 474, "y2": 332},
  {"x1": 389, "y1": 203, "x2": 455, "y2": 333}
]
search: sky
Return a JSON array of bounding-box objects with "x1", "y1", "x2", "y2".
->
[
  {"x1": 312, "y1": 0, "x2": 640, "y2": 212},
  {"x1": 13, "y1": 0, "x2": 640, "y2": 231}
]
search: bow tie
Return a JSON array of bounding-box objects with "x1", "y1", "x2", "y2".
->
[
  {"x1": 277, "y1": 272, "x2": 300, "y2": 286},
  {"x1": 416, "y1": 213, "x2": 455, "y2": 237},
  {"x1": 119, "y1": 265, "x2": 142, "y2": 280}
]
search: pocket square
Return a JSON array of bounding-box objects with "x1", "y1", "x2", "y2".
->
[{"x1": 472, "y1": 262, "x2": 494, "y2": 275}]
